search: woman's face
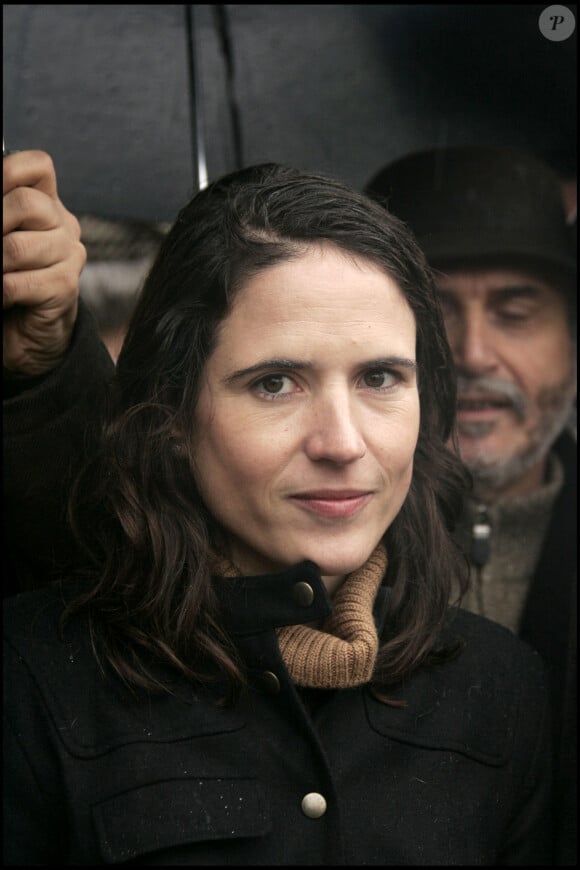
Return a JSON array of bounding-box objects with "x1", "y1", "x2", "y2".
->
[{"x1": 193, "y1": 244, "x2": 420, "y2": 591}]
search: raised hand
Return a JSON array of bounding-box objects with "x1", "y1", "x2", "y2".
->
[{"x1": 3, "y1": 149, "x2": 87, "y2": 375}]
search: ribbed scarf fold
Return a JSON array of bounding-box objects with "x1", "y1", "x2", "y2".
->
[{"x1": 214, "y1": 544, "x2": 387, "y2": 689}]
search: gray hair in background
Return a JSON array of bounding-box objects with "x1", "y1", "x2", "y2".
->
[{"x1": 79, "y1": 216, "x2": 168, "y2": 361}]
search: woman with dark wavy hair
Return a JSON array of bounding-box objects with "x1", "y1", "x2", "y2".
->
[{"x1": 4, "y1": 160, "x2": 553, "y2": 865}]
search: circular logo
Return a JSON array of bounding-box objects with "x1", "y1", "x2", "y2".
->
[{"x1": 538, "y1": 5, "x2": 576, "y2": 41}]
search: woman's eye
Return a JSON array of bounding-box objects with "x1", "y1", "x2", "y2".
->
[
  {"x1": 362, "y1": 369, "x2": 397, "y2": 389},
  {"x1": 253, "y1": 374, "x2": 295, "y2": 397}
]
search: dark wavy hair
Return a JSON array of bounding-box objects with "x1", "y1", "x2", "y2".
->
[{"x1": 64, "y1": 163, "x2": 469, "y2": 698}]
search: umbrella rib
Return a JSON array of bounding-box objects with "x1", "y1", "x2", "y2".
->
[{"x1": 213, "y1": 4, "x2": 244, "y2": 171}]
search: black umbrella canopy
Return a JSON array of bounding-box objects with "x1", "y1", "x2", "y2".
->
[
  {"x1": 2, "y1": 4, "x2": 236, "y2": 222},
  {"x1": 3, "y1": 4, "x2": 576, "y2": 223}
]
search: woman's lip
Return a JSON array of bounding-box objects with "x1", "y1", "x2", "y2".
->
[{"x1": 289, "y1": 492, "x2": 372, "y2": 518}]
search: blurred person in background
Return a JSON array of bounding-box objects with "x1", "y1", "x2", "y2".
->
[
  {"x1": 3, "y1": 164, "x2": 166, "y2": 592},
  {"x1": 365, "y1": 145, "x2": 577, "y2": 865}
]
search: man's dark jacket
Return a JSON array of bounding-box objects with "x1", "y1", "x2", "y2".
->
[{"x1": 519, "y1": 431, "x2": 577, "y2": 865}]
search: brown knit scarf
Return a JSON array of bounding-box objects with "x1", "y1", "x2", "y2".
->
[{"x1": 214, "y1": 544, "x2": 387, "y2": 690}]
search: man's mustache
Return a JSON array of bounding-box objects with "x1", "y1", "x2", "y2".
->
[{"x1": 456, "y1": 375, "x2": 527, "y2": 421}]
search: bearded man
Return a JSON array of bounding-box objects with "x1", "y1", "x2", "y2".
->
[{"x1": 366, "y1": 145, "x2": 576, "y2": 864}]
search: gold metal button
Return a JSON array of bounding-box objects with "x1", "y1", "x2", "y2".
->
[
  {"x1": 301, "y1": 792, "x2": 327, "y2": 818},
  {"x1": 293, "y1": 581, "x2": 314, "y2": 607}
]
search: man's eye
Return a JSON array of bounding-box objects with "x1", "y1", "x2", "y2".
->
[
  {"x1": 362, "y1": 369, "x2": 397, "y2": 389},
  {"x1": 497, "y1": 307, "x2": 532, "y2": 323}
]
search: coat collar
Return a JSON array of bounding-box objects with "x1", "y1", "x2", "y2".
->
[{"x1": 211, "y1": 560, "x2": 391, "y2": 638}]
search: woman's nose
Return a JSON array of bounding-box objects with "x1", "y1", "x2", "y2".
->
[{"x1": 303, "y1": 391, "x2": 367, "y2": 464}]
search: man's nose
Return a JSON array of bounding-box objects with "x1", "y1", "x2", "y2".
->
[
  {"x1": 303, "y1": 390, "x2": 366, "y2": 464},
  {"x1": 447, "y1": 311, "x2": 498, "y2": 376}
]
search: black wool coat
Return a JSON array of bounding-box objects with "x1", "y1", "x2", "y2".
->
[
  {"x1": 518, "y1": 430, "x2": 577, "y2": 866},
  {"x1": 4, "y1": 566, "x2": 554, "y2": 866}
]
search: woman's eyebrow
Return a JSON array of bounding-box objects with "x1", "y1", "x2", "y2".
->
[
  {"x1": 365, "y1": 356, "x2": 417, "y2": 370},
  {"x1": 223, "y1": 356, "x2": 417, "y2": 385},
  {"x1": 223, "y1": 359, "x2": 312, "y2": 384}
]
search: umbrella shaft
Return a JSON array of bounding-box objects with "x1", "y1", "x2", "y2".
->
[{"x1": 185, "y1": 5, "x2": 208, "y2": 191}]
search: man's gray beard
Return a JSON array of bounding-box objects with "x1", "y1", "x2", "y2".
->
[{"x1": 463, "y1": 375, "x2": 576, "y2": 497}]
